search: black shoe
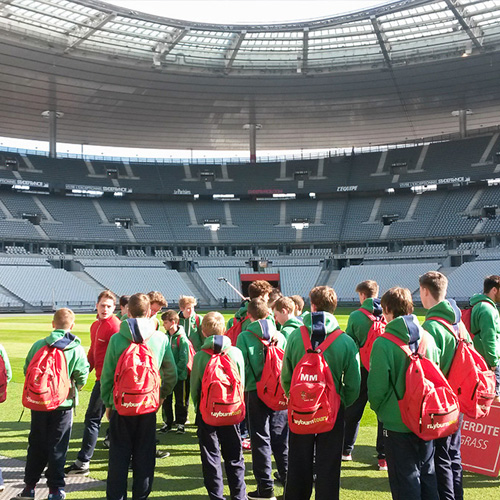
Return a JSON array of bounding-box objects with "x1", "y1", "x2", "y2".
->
[
  {"x1": 12, "y1": 487, "x2": 35, "y2": 500},
  {"x1": 247, "y1": 489, "x2": 277, "y2": 500},
  {"x1": 158, "y1": 423, "x2": 172, "y2": 433},
  {"x1": 156, "y1": 449, "x2": 171, "y2": 459},
  {"x1": 176, "y1": 424, "x2": 185, "y2": 434},
  {"x1": 64, "y1": 463, "x2": 90, "y2": 476}
]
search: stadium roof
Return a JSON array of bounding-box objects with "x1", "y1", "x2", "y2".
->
[{"x1": 1, "y1": 0, "x2": 500, "y2": 150}]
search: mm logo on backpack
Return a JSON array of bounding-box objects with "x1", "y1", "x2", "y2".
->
[
  {"x1": 23, "y1": 335, "x2": 74, "y2": 411},
  {"x1": 288, "y1": 318, "x2": 343, "y2": 435},
  {"x1": 384, "y1": 317, "x2": 460, "y2": 441},
  {"x1": 113, "y1": 319, "x2": 161, "y2": 416},
  {"x1": 200, "y1": 335, "x2": 245, "y2": 426}
]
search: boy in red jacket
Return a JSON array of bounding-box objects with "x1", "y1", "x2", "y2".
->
[{"x1": 65, "y1": 290, "x2": 121, "y2": 476}]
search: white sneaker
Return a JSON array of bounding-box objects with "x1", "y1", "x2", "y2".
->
[{"x1": 342, "y1": 454, "x2": 353, "y2": 461}]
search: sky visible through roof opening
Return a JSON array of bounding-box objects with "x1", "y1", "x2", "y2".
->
[{"x1": 0, "y1": 0, "x2": 394, "y2": 160}]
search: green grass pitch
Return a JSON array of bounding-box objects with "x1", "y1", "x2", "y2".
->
[{"x1": 0, "y1": 311, "x2": 498, "y2": 499}]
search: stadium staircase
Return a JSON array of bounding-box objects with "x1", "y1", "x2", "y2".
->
[
  {"x1": 179, "y1": 271, "x2": 218, "y2": 307},
  {"x1": 0, "y1": 283, "x2": 26, "y2": 312},
  {"x1": 72, "y1": 271, "x2": 106, "y2": 294}
]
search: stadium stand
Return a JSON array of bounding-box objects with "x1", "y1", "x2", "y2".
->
[{"x1": 447, "y1": 260, "x2": 500, "y2": 301}]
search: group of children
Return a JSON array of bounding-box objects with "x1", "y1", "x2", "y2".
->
[{"x1": 1, "y1": 273, "x2": 499, "y2": 500}]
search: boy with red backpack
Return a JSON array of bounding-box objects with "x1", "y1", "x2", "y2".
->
[
  {"x1": 236, "y1": 298, "x2": 288, "y2": 500},
  {"x1": 100, "y1": 293, "x2": 177, "y2": 500},
  {"x1": 466, "y1": 275, "x2": 500, "y2": 400},
  {"x1": 273, "y1": 296, "x2": 303, "y2": 339},
  {"x1": 159, "y1": 310, "x2": 192, "y2": 434},
  {"x1": 14, "y1": 309, "x2": 89, "y2": 500},
  {"x1": 368, "y1": 287, "x2": 442, "y2": 500},
  {"x1": 191, "y1": 311, "x2": 247, "y2": 500},
  {"x1": 281, "y1": 286, "x2": 360, "y2": 500},
  {"x1": 420, "y1": 271, "x2": 470, "y2": 500},
  {"x1": 0, "y1": 343, "x2": 12, "y2": 492},
  {"x1": 344, "y1": 280, "x2": 387, "y2": 470}
]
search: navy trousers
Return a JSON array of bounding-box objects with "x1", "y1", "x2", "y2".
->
[
  {"x1": 106, "y1": 411, "x2": 156, "y2": 500},
  {"x1": 246, "y1": 390, "x2": 288, "y2": 493},
  {"x1": 284, "y1": 405, "x2": 345, "y2": 500},
  {"x1": 77, "y1": 380, "x2": 106, "y2": 464},
  {"x1": 162, "y1": 378, "x2": 189, "y2": 426},
  {"x1": 384, "y1": 429, "x2": 439, "y2": 500},
  {"x1": 25, "y1": 409, "x2": 73, "y2": 490},
  {"x1": 434, "y1": 415, "x2": 463, "y2": 500},
  {"x1": 343, "y1": 367, "x2": 385, "y2": 458},
  {"x1": 196, "y1": 412, "x2": 246, "y2": 500}
]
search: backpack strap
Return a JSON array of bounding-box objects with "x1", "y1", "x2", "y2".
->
[
  {"x1": 383, "y1": 330, "x2": 428, "y2": 358},
  {"x1": 426, "y1": 316, "x2": 463, "y2": 340},
  {"x1": 300, "y1": 325, "x2": 343, "y2": 353},
  {"x1": 357, "y1": 308, "x2": 377, "y2": 322}
]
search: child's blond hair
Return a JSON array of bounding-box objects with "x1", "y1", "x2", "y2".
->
[
  {"x1": 201, "y1": 312, "x2": 225, "y2": 337},
  {"x1": 179, "y1": 295, "x2": 197, "y2": 308}
]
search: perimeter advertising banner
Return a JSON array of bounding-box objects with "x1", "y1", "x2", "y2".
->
[{"x1": 461, "y1": 403, "x2": 500, "y2": 477}]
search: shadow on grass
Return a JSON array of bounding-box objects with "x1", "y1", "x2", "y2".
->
[{"x1": 463, "y1": 471, "x2": 500, "y2": 488}]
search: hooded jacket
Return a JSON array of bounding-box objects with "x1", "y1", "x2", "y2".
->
[
  {"x1": 100, "y1": 317, "x2": 178, "y2": 410},
  {"x1": 236, "y1": 318, "x2": 287, "y2": 392},
  {"x1": 346, "y1": 298, "x2": 384, "y2": 351},
  {"x1": 279, "y1": 316, "x2": 304, "y2": 340},
  {"x1": 422, "y1": 299, "x2": 470, "y2": 376},
  {"x1": 368, "y1": 314, "x2": 440, "y2": 433},
  {"x1": 469, "y1": 293, "x2": 500, "y2": 368},
  {"x1": 24, "y1": 330, "x2": 89, "y2": 409},
  {"x1": 190, "y1": 334, "x2": 245, "y2": 412},
  {"x1": 168, "y1": 324, "x2": 190, "y2": 381},
  {"x1": 281, "y1": 311, "x2": 360, "y2": 408},
  {"x1": 179, "y1": 312, "x2": 204, "y2": 352}
]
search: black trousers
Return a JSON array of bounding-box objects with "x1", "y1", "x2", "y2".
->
[
  {"x1": 25, "y1": 409, "x2": 73, "y2": 490},
  {"x1": 384, "y1": 429, "x2": 439, "y2": 500},
  {"x1": 434, "y1": 415, "x2": 463, "y2": 500},
  {"x1": 162, "y1": 378, "x2": 189, "y2": 426},
  {"x1": 196, "y1": 412, "x2": 246, "y2": 500},
  {"x1": 284, "y1": 405, "x2": 344, "y2": 500},
  {"x1": 246, "y1": 390, "x2": 288, "y2": 492},
  {"x1": 106, "y1": 411, "x2": 156, "y2": 500},
  {"x1": 343, "y1": 367, "x2": 385, "y2": 458}
]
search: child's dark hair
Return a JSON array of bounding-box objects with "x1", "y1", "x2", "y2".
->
[{"x1": 248, "y1": 298, "x2": 269, "y2": 320}]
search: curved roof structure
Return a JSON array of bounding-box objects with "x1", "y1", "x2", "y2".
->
[{"x1": 0, "y1": 0, "x2": 500, "y2": 150}]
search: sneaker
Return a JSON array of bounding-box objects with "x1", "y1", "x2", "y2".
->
[
  {"x1": 158, "y1": 423, "x2": 172, "y2": 434},
  {"x1": 102, "y1": 436, "x2": 110, "y2": 448},
  {"x1": 341, "y1": 453, "x2": 353, "y2": 461},
  {"x1": 378, "y1": 459, "x2": 388, "y2": 471},
  {"x1": 176, "y1": 424, "x2": 185, "y2": 434},
  {"x1": 48, "y1": 490, "x2": 66, "y2": 500},
  {"x1": 242, "y1": 438, "x2": 251, "y2": 451},
  {"x1": 64, "y1": 463, "x2": 90, "y2": 476},
  {"x1": 247, "y1": 489, "x2": 277, "y2": 500},
  {"x1": 12, "y1": 487, "x2": 35, "y2": 500},
  {"x1": 156, "y1": 449, "x2": 171, "y2": 459}
]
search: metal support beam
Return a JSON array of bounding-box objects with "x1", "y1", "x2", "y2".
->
[
  {"x1": 445, "y1": 0, "x2": 484, "y2": 51},
  {"x1": 300, "y1": 28, "x2": 309, "y2": 74},
  {"x1": 65, "y1": 12, "x2": 116, "y2": 53},
  {"x1": 370, "y1": 16, "x2": 392, "y2": 67},
  {"x1": 152, "y1": 28, "x2": 189, "y2": 66},
  {"x1": 224, "y1": 31, "x2": 246, "y2": 73},
  {"x1": 49, "y1": 111, "x2": 57, "y2": 159}
]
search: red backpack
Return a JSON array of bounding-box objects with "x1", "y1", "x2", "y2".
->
[
  {"x1": 288, "y1": 326, "x2": 342, "y2": 434},
  {"x1": 427, "y1": 317, "x2": 496, "y2": 419},
  {"x1": 113, "y1": 337, "x2": 161, "y2": 416},
  {"x1": 358, "y1": 309, "x2": 386, "y2": 371},
  {"x1": 461, "y1": 300, "x2": 493, "y2": 338},
  {"x1": 200, "y1": 336, "x2": 245, "y2": 426},
  {"x1": 0, "y1": 355, "x2": 7, "y2": 403},
  {"x1": 384, "y1": 331, "x2": 460, "y2": 441},
  {"x1": 23, "y1": 346, "x2": 71, "y2": 411},
  {"x1": 226, "y1": 314, "x2": 249, "y2": 346},
  {"x1": 253, "y1": 334, "x2": 288, "y2": 411},
  {"x1": 177, "y1": 335, "x2": 197, "y2": 372}
]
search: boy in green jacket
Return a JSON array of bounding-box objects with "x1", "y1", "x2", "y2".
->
[
  {"x1": 14, "y1": 309, "x2": 89, "y2": 500},
  {"x1": 468, "y1": 275, "x2": 500, "y2": 399},
  {"x1": 191, "y1": 312, "x2": 246, "y2": 500},
  {"x1": 237, "y1": 298, "x2": 288, "y2": 500},
  {"x1": 100, "y1": 293, "x2": 177, "y2": 500},
  {"x1": 420, "y1": 271, "x2": 468, "y2": 500},
  {"x1": 282, "y1": 286, "x2": 360, "y2": 500},
  {"x1": 343, "y1": 280, "x2": 386, "y2": 470},
  {"x1": 0, "y1": 343, "x2": 12, "y2": 492},
  {"x1": 368, "y1": 287, "x2": 440, "y2": 500},
  {"x1": 159, "y1": 310, "x2": 191, "y2": 434},
  {"x1": 178, "y1": 295, "x2": 204, "y2": 351},
  {"x1": 273, "y1": 296, "x2": 303, "y2": 339}
]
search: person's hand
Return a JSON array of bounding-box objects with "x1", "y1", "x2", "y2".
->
[
  {"x1": 106, "y1": 407, "x2": 112, "y2": 421},
  {"x1": 159, "y1": 398, "x2": 165, "y2": 408}
]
